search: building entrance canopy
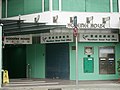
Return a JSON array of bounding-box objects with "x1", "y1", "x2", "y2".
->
[{"x1": 0, "y1": 19, "x2": 65, "y2": 36}]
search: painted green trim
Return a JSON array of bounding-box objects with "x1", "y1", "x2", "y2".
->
[
  {"x1": 44, "y1": 0, "x2": 49, "y2": 11},
  {"x1": 53, "y1": 0, "x2": 59, "y2": 10},
  {"x1": 26, "y1": 44, "x2": 45, "y2": 78},
  {"x1": 69, "y1": 42, "x2": 120, "y2": 80}
]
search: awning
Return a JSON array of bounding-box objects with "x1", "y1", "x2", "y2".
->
[{"x1": 0, "y1": 19, "x2": 66, "y2": 36}]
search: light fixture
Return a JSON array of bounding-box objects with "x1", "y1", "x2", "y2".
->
[
  {"x1": 70, "y1": 17, "x2": 73, "y2": 23},
  {"x1": 102, "y1": 17, "x2": 110, "y2": 27},
  {"x1": 86, "y1": 16, "x2": 93, "y2": 24},
  {"x1": 102, "y1": 17, "x2": 110, "y2": 24},
  {"x1": 34, "y1": 15, "x2": 40, "y2": 23},
  {"x1": 53, "y1": 15, "x2": 58, "y2": 23}
]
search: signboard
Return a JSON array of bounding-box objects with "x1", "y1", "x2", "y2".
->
[
  {"x1": 67, "y1": 16, "x2": 107, "y2": 29},
  {"x1": 79, "y1": 34, "x2": 118, "y2": 42},
  {"x1": 67, "y1": 23, "x2": 105, "y2": 29},
  {"x1": 4, "y1": 35, "x2": 32, "y2": 44},
  {"x1": 77, "y1": 23, "x2": 105, "y2": 29},
  {"x1": 73, "y1": 27, "x2": 78, "y2": 37},
  {"x1": 41, "y1": 33, "x2": 73, "y2": 44}
]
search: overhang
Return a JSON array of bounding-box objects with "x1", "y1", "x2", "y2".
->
[{"x1": 0, "y1": 19, "x2": 66, "y2": 36}]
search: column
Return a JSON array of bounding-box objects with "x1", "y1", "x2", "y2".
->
[
  {"x1": 118, "y1": 0, "x2": 120, "y2": 12},
  {"x1": 0, "y1": 25, "x2": 2, "y2": 88},
  {"x1": 110, "y1": 0, "x2": 113, "y2": 12},
  {"x1": 59, "y1": 0, "x2": 61, "y2": 11},
  {"x1": 42, "y1": 0, "x2": 44, "y2": 12},
  {"x1": 49, "y1": 0, "x2": 52, "y2": 11}
]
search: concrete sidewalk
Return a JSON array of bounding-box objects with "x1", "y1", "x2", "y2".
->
[{"x1": 0, "y1": 79, "x2": 120, "y2": 90}]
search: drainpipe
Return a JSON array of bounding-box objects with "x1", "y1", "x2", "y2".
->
[
  {"x1": 5, "y1": 0, "x2": 7, "y2": 18},
  {"x1": 110, "y1": 0, "x2": 113, "y2": 12},
  {"x1": 0, "y1": 0, "x2": 2, "y2": 18},
  {"x1": 59, "y1": 0, "x2": 61, "y2": 11},
  {"x1": 42, "y1": 0, "x2": 44, "y2": 12}
]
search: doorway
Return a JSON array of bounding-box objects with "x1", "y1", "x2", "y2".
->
[
  {"x1": 46, "y1": 43, "x2": 69, "y2": 79},
  {"x1": 3, "y1": 45, "x2": 26, "y2": 78}
]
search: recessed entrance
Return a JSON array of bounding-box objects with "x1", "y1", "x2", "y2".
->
[
  {"x1": 3, "y1": 45, "x2": 26, "y2": 78},
  {"x1": 46, "y1": 43, "x2": 69, "y2": 79}
]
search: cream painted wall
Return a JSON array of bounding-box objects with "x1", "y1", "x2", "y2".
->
[{"x1": 5, "y1": 11, "x2": 120, "y2": 29}]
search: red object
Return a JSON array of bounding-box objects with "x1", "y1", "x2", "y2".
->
[{"x1": 73, "y1": 27, "x2": 78, "y2": 37}]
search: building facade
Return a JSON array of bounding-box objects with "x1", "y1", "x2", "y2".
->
[{"x1": 1, "y1": 0, "x2": 120, "y2": 81}]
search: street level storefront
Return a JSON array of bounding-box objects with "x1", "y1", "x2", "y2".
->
[
  {"x1": 1, "y1": 12, "x2": 120, "y2": 81},
  {"x1": 39, "y1": 28, "x2": 120, "y2": 80}
]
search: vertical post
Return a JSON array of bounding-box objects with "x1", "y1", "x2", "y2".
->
[
  {"x1": 75, "y1": 34, "x2": 78, "y2": 86},
  {"x1": 0, "y1": 25, "x2": 2, "y2": 88},
  {"x1": 119, "y1": 18, "x2": 120, "y2": 35},
  {"x1": 42, "y1": 0, "x2": 44, "y2": 12},
  {"x1": 49, "y1": 0, "x2": 52, "y2": 11},
  {"x1": 110, "y1": 0, "x2": 113, "y2": 12},
  {"x1": 59, "y1": 0, "x2": 61, "y2": 11},
  {"x1": 73, "y1": 16, "x2": 78, "y2": 86},
  {"x1": 118, "y1": 0, "x2": 120, "y2": 13},
  {"x1": 5, "y1": 0, "x2": 7, "y2": 18}
]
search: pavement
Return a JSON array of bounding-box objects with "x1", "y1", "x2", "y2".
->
[{"x1": 0, "y1": 79, "x2": 120, "y2": 90}]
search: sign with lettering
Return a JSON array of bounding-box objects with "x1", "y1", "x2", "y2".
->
[
  {"x1": 67, "y1": 23, "x2": 105, "y2": 29},
  {"x1": 78, "y1": 23, "x2": 105, "y2": 29},
  {"x1": 41, "y1": 33, "x2": 73, "y2": 43},
  {"x1": 4, "y1": 35, "x2": 32, "y2": 44},
  {"x1": 79, "y1": 34, "x2": 118, "y2": 42}
]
